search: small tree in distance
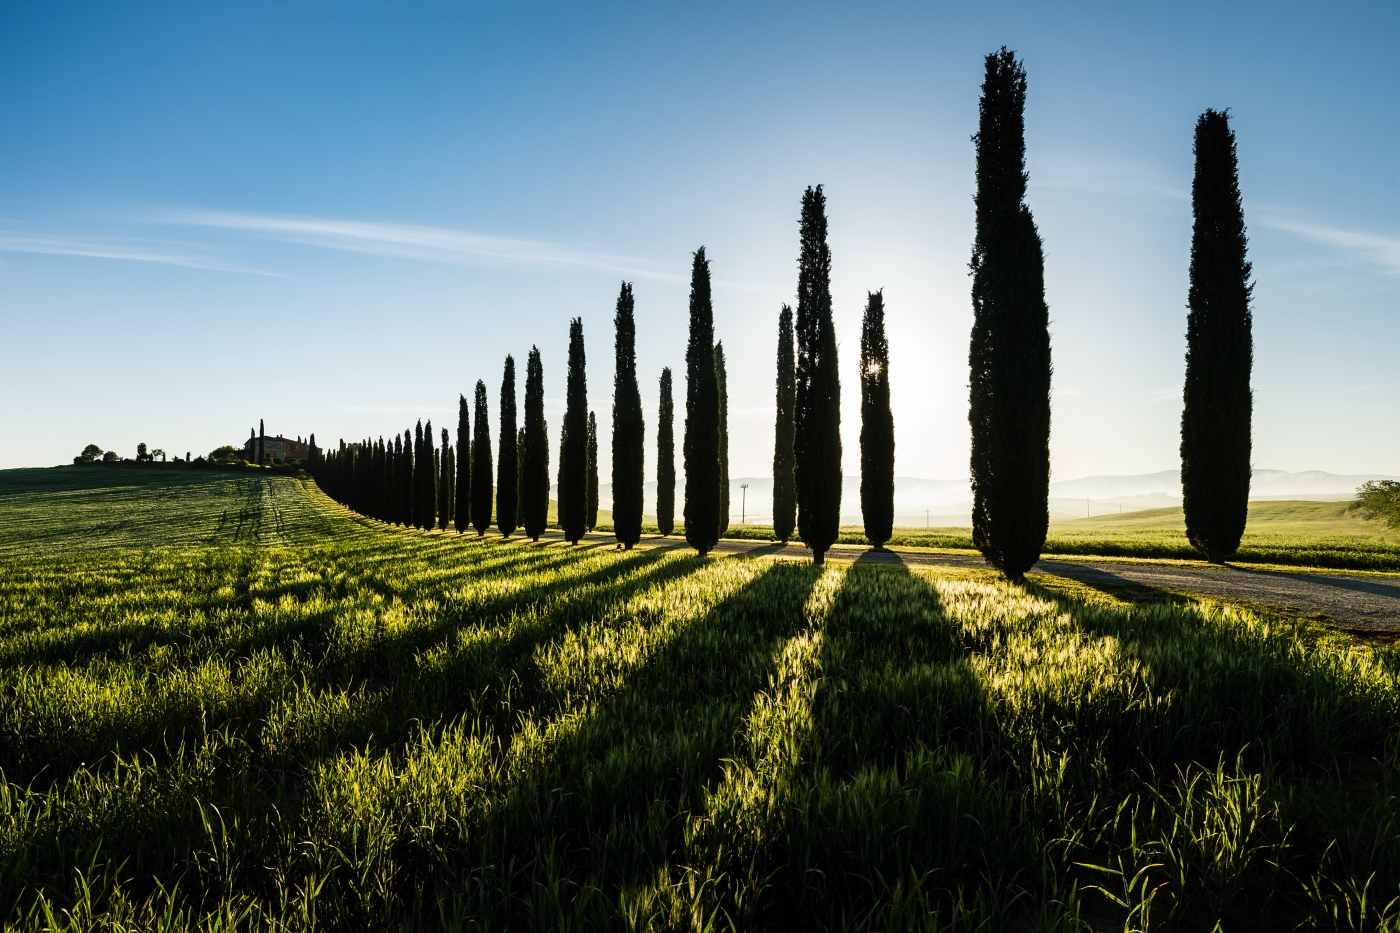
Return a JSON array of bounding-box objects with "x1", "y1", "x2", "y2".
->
[
  {"x1": 472, "y1": 380, "x2": 494, "y2": 535},
  {"x1": 455, "y1": 394, "x2": 471, "y2": 533},
  {"x1": 656, "y1": 367, "x2": 676, "y2": 536},
  {"x1": 497, "y1": 356, "x2": 518, "y2": 537},
  {"x1": 521, "y1": 347, "x2": 550, "y2": 541}
]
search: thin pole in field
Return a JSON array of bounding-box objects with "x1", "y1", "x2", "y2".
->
[{"x1": 740, "y1": 483, "x2": 749, "y2": 524}]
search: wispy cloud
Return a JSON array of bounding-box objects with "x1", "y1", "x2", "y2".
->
[
  {"x1": 168, "y1": 209, "x2": 684, "y2": 281},
  {"x1": 1260, "y1": 217, "x2": 1400, "y2": 275},
  {"x1": 1031, "y1": 158, "x2": 1188, "y2": 203},
  {"x1": 0, "y1": 228, "x2": 274, "y2": 274}
]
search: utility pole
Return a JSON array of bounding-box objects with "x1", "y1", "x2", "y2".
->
[
  {"x1": 740, "y1": 483, "x2": 749, "y2": 525},
  {"x1": 925, "y1": 508, "x2": 929, "y2": 528}
]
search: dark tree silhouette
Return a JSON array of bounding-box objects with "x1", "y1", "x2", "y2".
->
[
  {"x1": 472, "y1": 380, "x2": 494, "y2": 535},
  {"x1": 257, "y1": 419, "x2": 265, "y2": 465},
  {"x1": 437, "y1": 428, "x2": 452, "y2": 530},
  {"x1": 656, "y1": 368, "x2": 676, "y2": 536},
  {"x1": 794, "y1": 186, "x2": 842, "y2": 565},
  {"x1": 1182, "y1": 109, "x2": 1253, "y2": 563},
  {"x1": 682, "y1": 248, "x2": 720, "y2": 556},
  {"x1": 772, "y1": 304, "x2": 797, "y2": 543},
  {"x1": 716, "y1": 342, "x2": 730, "y2": 536},
  {"x1": 860, "y1": 289, "x2": 894, "y2": 548},
  {"x1": 455, "y1": 394, "x2": 471, "y2": 533},
  {"x1": 412, "y1": 421, "x2": 424, "y2": 528},
  {"x1": 559, "y1": 318, "x2": 588, "y2": 544},
  {"x1": 497, "y1": 356, "x2": 518, "y2": 537},
  {"x1": 611, "y1": 282, "x2": 645, "y2": 548},
  {"x1": 422, "y1": 420, "x2": 438, "y2": 530},
  {"x1": 586, "y1": 411, "x2": 599, "y2": 533},
  {"x1": 522, "y1": 346, "x2": 551, "y2": 541},
  {"x1": 968, "y1": 48, "x2": 1051, "y2": 581}
]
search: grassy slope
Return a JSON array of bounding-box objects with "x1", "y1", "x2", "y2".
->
[{"x1": 0, "y1": 467, "x2": 1397, "y2": 929}]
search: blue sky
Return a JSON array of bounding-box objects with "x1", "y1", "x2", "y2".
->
[{"x1": 2, "y1": 1, "x2": 1397, "y2": 480}]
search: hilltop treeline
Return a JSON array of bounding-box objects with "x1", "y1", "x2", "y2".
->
[{"x1": 312, "y1": 48, "x2": 1255, "y2": 576}]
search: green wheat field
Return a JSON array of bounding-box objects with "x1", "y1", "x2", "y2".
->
[{"x1": 0, "y1": 466, "x2": 1398, "y2": 930}]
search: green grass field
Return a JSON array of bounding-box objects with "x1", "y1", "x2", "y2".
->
[{"x1": 0, "y1": 467, "x2": 1397, "y2": 930}]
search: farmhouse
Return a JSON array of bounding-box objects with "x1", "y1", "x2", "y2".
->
[{"x1": 244, "y1": 434, "x2": 315, "y2": 464}]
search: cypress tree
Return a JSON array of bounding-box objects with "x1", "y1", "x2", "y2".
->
[
  {"x1": 438, "y1": 428, "x2": 452, "y2": 530},
  {"x1": 413, "y1": 422, "x2": 424, "y2": 527},
  {"x1": 968, "y1": 48, "x2": 1052, "y2": 581},
  {"x1": 521, "y1": 346, "x2": 550, "y2": 541},
  {"x1": 497, "y1": 356, "x2": 518, "y2": 537},
  {"x1": 794, "y1": 186, "x2": 842, "y2": 565},
  {"x1": 472, "y1": 380, "x2": 494, "y2": 535},
  {"x1": 401, "y1": 429, "x2": 413, "y2": 526},
  {"x1": 586, "y1": 411, "x2": 599, "y2": 533},
  {"x1": 257, "y1": 419, "x2": 265, "y2": 465},
  {"x1": 656, "y1": 368, "x2": 675, "y2": 536},
  {"x1": 516, "y1": 426, "x2": 525, "y2": 526},
  {"x1": 455, "y1": 395, "x2": 471, "y2": 532},
  {"x1": 611, "y1": 282, "x2": 645, "y2": 548},
  {"x1": 772, "y1": 305, "x2": 797, "y2": 543},
  {"x1": 683, "y1": 248, "x2": 720, "y2": 555},
  {"x1": 716, "y1": 341, "x2": 730, "y2": 535},
  {"x1": 559, "y1": 318, "x2": 588, "y2": 544},
  {"x1": 860, "y1": 289, "x2": 895, "y2": 548},
  {"x1": 422, "y1": 420, "x2": 434, "y2": 526},
  {"x1": 1182, "y1": 109, "x2": 1253, "y2": 563}
]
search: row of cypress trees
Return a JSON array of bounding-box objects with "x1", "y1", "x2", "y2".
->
[{"x1": 313, "y1": 47, "x2": 1252, "y2": 575}]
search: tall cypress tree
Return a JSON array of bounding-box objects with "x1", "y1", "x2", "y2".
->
[
  {"x1": 522, "y1": 346, "x2": 550, "y2": 541},
  {"x1": 516, "y1": 426, "x2": 525, "y2": 527},
  {"x1": 1182, "y1": 109, "x2": 1253, "y2": 563},
  {"x1": 401, "y1": 429, "x2": 413, "y2": 526},
  {"x1": 455, "y1": 395, "x2": 471, "y2": 532},
  {"x1": 586, "y1": 411, "x2": 599, "y2": 533},
  {"x1": 860, "y1": 289, "x2": 895, "y2": 548},
  {"x1": 715, "y1": 341, "x2": 730, "y2": 535},
  {"x1": 438, "y1": 428, "x2": 452, "y2": 530},
  {"x1": 423, "y1": 420, "x2": 438, "y2": 530},
  {"x1": 611, "y1": 282, "x2": 645, "y2": 548},
  {"x1": 683, "y1": 248, "x2": 720, "y2": 555},
  {"x1": 968, "y1": 48, "x2": 1052, "y2": 581},
  {"x1": 559, "y1": 318, "x2": 588, "y2": 544},
  {"x1": 772, "y1": 304, "x2": 797, "y2": 543},
  {"x1": 656, "y1": 368, "x2": 675, "y2": 536},
  {"x1": 257, "y1": 419, "x2": 265, "y2": 465},
  {"x1": 472, "y1": 380, "x2": 494, "y2": 535},
  {"x1": 497, "y1": 356, "x2": 518, "y2": 537},
  {"x1": 413, "y1": 422, "x2": 425, "y2": 528},
  {"x1": 794, "y1": 186, "x2": 842, "y2": 564}
]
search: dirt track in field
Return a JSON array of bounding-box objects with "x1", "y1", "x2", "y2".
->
[{"x1": 541, "y1": 531, "x2": 1400, "y2": 637}]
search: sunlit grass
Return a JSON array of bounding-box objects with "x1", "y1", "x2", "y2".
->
[{"x1": 0, "y1": 468, "x2": 1396, "y2": 929}]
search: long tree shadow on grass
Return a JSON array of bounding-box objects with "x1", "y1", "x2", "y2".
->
[
  {"x1": 0, "y1": 550, "x2": 731, "y2": 919},
  {"x1": 722, "y1": 562, "x2": 1029, "y2": 929},
  {"x1": 409, "y1": 560, "x2": 828, "y2": 929}
]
